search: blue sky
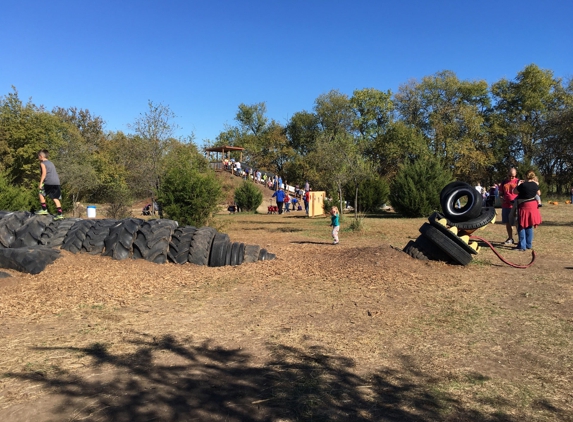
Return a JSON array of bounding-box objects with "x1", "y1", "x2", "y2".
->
[{"x1": 1, "y1": 0, "x2": 571, "y2": 146}]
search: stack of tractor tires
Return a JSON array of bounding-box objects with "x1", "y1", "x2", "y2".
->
[
  {"x1": 403, "y1": 182, "x2": 496, "y2": 266},
  {"x1": 0, "y1": 212, "x2": 275, "y2": 274}
]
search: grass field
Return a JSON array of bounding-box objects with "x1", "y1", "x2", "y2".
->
[{"x1": 0, "y1": 203, "x2": 572, "y2": 421}]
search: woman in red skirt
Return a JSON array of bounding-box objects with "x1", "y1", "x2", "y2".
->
[{"x1": 513, "y1": 170, "x2": 542, "y2": 251}]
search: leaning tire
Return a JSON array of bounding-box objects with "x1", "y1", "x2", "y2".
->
[
  {"x1": 427, "y1": 216, "x2": 478, "y2": 255},
  {"x1": 446, "y1": 207, "x2": 496, "y2": 231},
  {"x1": 188, "y1": 227, "x2": 217, "y2": 266},
  {"x1": 440, "y1": 183, "x2": 483, "y2": 222},
  {"x1": 419, "y1": 223, "x2": 472, "y2": 266}
]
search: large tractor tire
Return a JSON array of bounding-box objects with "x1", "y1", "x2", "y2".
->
[
  {"x1": 188, "y1": 227, "x2": 217, "y2": 266},
  {"x1": 82, "y1": 219, "x2": 117, "y2": 255},
  {"x1": 103, "y1": 218, "x2": 144, "y2": 261},
  {"x1": 168, "y1": 226, "x2": 197, "y2": 265},
  {"x1": 11, "y1": 215, "x2": 54, "y2": 248},
  {"x1": 132, "y1": 219, "x2": 178, "y2": 264},
  {"x1": 209, "y1": 233, "x2": 231, "y2": 267},
  {"x1": 62, "y1": 220, "x2": 96, "y2": 254},
  {"x1": 40, "y1": 218, "x2": 81, "y2": 248},
  {"x1": 0, "y1": 212, "x2": 32, "y2": 248}
]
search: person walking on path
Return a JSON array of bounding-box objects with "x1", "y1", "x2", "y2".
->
[
  {"x1": 500, "y1": 168, "x2": 519, "y2": 245},
  {"x1": 513, "y1": 170, "x2": 542, "y2": 251},
  {"x1": 272, "y1": 187, "x2": 286, "y2": 214},
  {"x1": 330, "y1": 206, "x2": 340, "y2": 245},
  {"x1": 35, "y1": 149, "x2": 64, "y2": 220}
]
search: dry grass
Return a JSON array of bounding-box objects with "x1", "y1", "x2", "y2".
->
[{"x1": 0, "y1": 205, "x2": 572, "y2": 420}]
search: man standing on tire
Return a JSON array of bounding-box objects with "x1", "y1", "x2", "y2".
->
[
  {"x1": 500, "y1": 168, "x2": 519, "y2": 245},
  {"x1": 36, "y1": 150, "x2": 64, "y2": 220}
]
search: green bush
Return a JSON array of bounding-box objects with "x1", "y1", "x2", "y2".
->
[
  {"x1": 160, "y1": 168, "x2": 222, "y2": 227},
  {"x1": 345, "y1": 177, "x2": 390, "y2": 212},
  {"x1": 0, "y1": 172, "x2": 36, "y2": 211},
  {"x1": 389, "y1": 158, "x2": 453, "y2": 217},
  {"x1": 234, "y1": 181, "x2": 263, "y2": 212}
]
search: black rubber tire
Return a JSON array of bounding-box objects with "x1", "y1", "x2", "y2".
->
[
  {"x1": 82, "y1": 219, "x2": 117, "y2": 255},
  {"x1": 40, "y1": 218, "x2": 81, "y2": 248},
  {"x1": 0, "y1": 212, "x2": 32, "y2": 248},
  {"x1": 103, "y1": 218, "x2": 144, "y2": 261},
  {"x1": 188, "y1": 227, "x2": 217, "y2": 266},
  {"x1": 419, "y1": 224, "x2": 472, "y2": 266},
  {"x1": 403, "y1": 240, "x2": 429, "y2": 261},
  {"x1": 209, "y1": 233, "x2": 230, "y2": 267},
  {"x1": 415, "y1": 235, "x2": 452, "y2": 261},
  {"x1": 243, "y1": 244, "x2": 261, "y2": 264},
  {"x1": 62, "y1": 220, "x2": 97, "y2": 253},
  {"x1": 11, "y1": 215, "x2": 54, "y2": 248},
  {"x1": 168, "y1": 226, "x2": 197, "y2": 264},
  {"x1": 446, "y1": 207, "x2": 496, "y2": 231},
  {"x1": 132, "y1": 220, "x2": 178, "y2": 264},
  {"x1": 427, "y1": 217, "x2": 478, "y2": 255},
  {"x1": 224, "y1": 240, "x2": 233, "y2": 266},
  {"x1": 440, "y1": 183, "x2": 483, "y2": 222},
  {"x1": 0, "y1": 246, "x2": 61, "y2": 274},
  {"x1": 258, "y1": 248, "x2": 268, "y2": 261},
  {"x1": 440, "y1": 181, "x2": 468, "y2": 203},
  {"x1": 230, "y1": 242, "x2": 244, "y2": 266}
]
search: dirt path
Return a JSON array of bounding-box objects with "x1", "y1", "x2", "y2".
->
[{"x1": 0, "y1": 210, "x2": 572, "y2": 421}]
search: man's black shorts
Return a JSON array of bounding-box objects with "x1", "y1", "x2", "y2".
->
[{"x1": 43, "y1": 184, "x2": 62, "y2": 200}]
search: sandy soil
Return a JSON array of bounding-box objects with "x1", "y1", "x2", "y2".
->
[{"x1": 0, "y1": 206, "x2": 572, "y2": 421}]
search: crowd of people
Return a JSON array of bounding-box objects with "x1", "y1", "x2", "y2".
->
[{"x1": 224, "y1": 159, "x2": 312, "y2": 216}]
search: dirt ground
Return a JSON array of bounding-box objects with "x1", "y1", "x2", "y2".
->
[{"x1": 0, "y1": 203, "x2": 572, "y2": 421}]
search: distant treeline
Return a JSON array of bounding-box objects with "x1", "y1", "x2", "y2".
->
[{"x1": 209, "y1": 63, "x2": 573, "y2": 196}]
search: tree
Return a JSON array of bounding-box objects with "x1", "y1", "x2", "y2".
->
[
  {"x1": 491, "y1": 64, "x2": 562, "y2": 168},
  {"x1": 0, "y1": 87, "x2": 68, "y2": 186},
  {"x1": 285, "y1": 111, "x2": 320, "y2": 155},
  {"x1": 394, "y1": 71, "x2": 493, "y2": 181},
  {"x1": 314, "y1": 90, "x2": 353, "y2": 141},
  {"x1": 128, "y1": 101, "x2": 180, "y2": 210}
]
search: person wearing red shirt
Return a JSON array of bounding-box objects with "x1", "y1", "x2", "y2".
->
[{"x1": 500, "y1": 168, "x2": 519, "y2": 245}]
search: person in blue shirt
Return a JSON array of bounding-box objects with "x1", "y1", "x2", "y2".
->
[
  {"x1": 272, "y1": 187, "x2": 286, "y2": 214},
  {"x1": 330, "y1": 206, "x2": 340, "y2": 244}
]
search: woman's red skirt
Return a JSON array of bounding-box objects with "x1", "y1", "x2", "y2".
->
[{"x1": 518, "y1": 200, "x2": 542, "y2": 228}]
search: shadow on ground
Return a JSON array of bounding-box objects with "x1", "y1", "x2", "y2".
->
[{"x1": 7, "y1": 335, "x2": 528, "y2": 421}]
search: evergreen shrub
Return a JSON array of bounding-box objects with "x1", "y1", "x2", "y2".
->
[
  {"x1": 389, "y1": 158, "x2": 452, "y2": 217},
  {"x1": 234, "y1": 181, "x2": 263, "y2": 212}
]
